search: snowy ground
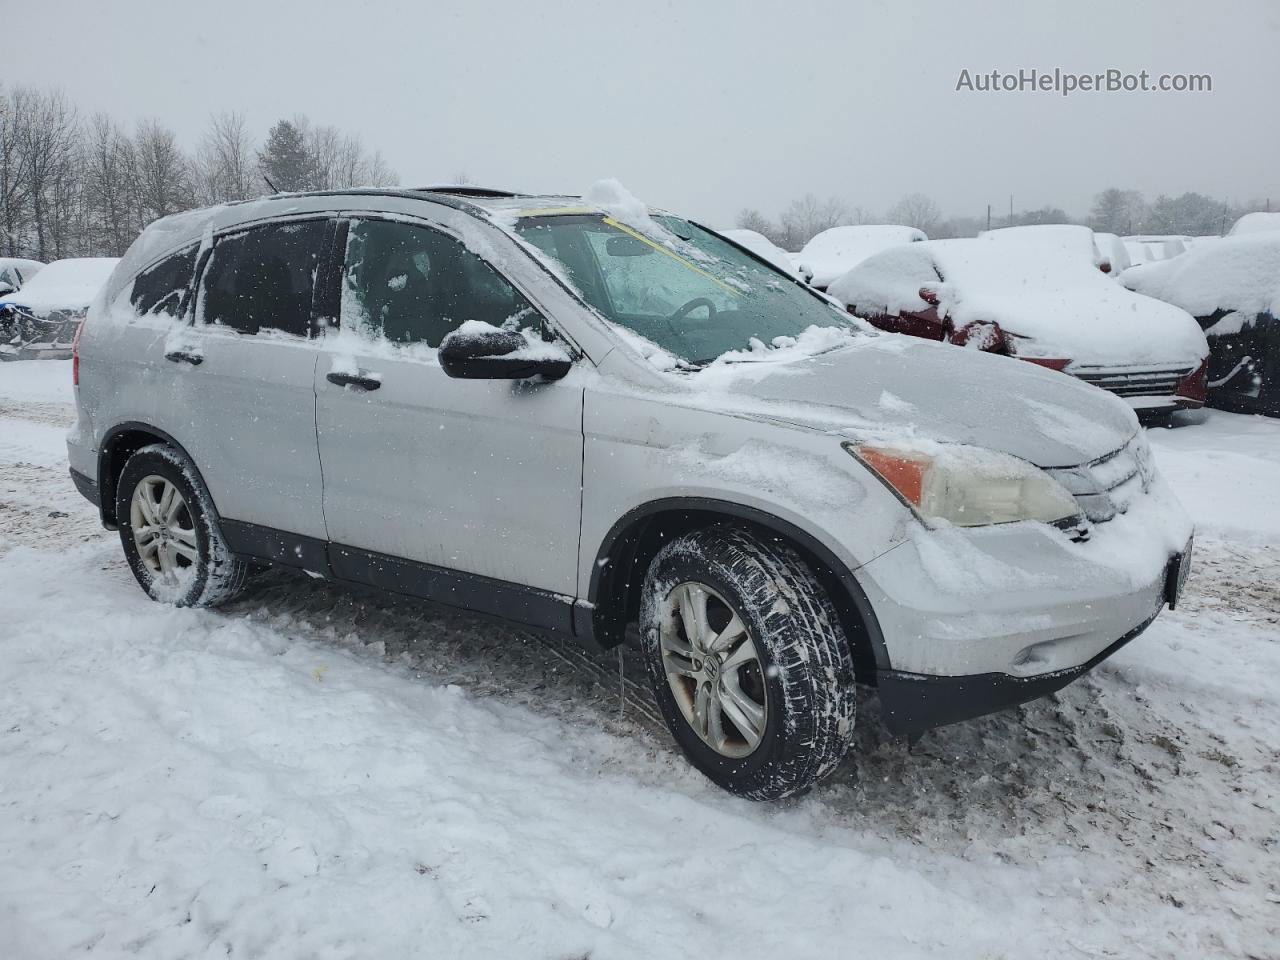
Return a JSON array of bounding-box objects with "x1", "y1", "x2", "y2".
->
[{"x1": 1, "y1": 360, "x2": 1276, "y2": 959}]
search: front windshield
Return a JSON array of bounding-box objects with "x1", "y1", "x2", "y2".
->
[{"x1": 513, "y1": 213, "x2": 853, "y2": 364}]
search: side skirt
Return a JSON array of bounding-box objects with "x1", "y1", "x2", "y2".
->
[{"x1": 220, "y1": 519, "x2": 575, "y2": 635}]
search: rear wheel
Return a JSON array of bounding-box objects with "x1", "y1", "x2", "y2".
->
[
  {"x1": 116, "y1": 444, "x2": 250, "y2": 606},
  {"x1": 640, "y1": 525, "x2": 856, "y2": 800}
]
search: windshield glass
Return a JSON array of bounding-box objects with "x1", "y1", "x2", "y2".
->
[{"x1": 513, "y1": 213, "x2": 853, "y2": 363}]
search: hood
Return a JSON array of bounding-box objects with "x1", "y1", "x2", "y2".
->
[{"x1": 695, "y1": 336, "x2": 1138, "y2": 468}]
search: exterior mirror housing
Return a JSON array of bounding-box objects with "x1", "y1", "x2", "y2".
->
[
  {"x1": 438, "y1": 327, "x2": 572, "y2": 381},
  {"x1": 0, "y1": 281, "x2": 15, "y2": 296}
]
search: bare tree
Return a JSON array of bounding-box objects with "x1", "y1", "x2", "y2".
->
[
  {"x1": 886, "y1": 193, "x2": 941, "y2": 235},
  {"x1": 778, "y1": 193, "x2": 852, "y2": 249},
  {"x1": 194, "y1": 112, "x2": 256, "y2": 204}
]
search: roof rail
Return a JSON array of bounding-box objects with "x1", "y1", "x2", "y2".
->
[{"x1": 415, "y1": 185, "x2": 523, "y2": 198}]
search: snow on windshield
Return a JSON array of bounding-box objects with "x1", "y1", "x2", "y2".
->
[{"x1": 505, "y1": 180, "x2": 858, "y2": 368}]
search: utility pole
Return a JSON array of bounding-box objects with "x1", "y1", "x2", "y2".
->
[
  {"x1": 1009, "y1": 194, "x2": 1014, "y2": 227},
  {"x1": 986, "y1": 204, "x2": 991, "y2": 231}
]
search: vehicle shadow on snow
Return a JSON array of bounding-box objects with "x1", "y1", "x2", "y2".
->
[{"x1": 222, "y1": 565, "x2": 1214, "y2": 855}]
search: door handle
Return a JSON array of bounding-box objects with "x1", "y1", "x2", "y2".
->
[
  {"x1": 326, "y1": 371, "x2": 382, "y2": 391},
  {"x1": 164, "y1": 350, "x2": 203, "y2": 366}
]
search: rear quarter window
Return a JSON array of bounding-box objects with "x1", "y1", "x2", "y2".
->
[{"x1": 129, "y1": 245, "x2": 198, "y2": 319}]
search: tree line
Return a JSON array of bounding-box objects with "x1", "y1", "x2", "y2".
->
[
  {"x1": 739, "y1": 188, "x2": 1272, "y2": 250},
  {"x1": 0, "y1": 85, "x2": 396, "y2": 262}
]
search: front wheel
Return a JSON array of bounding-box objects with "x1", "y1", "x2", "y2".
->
[
  {"x1": 640, "y1": 525, "x2": 856, "y2": 800},
  {"x1": 116, "y1": 444, "x2": 251, "y2": 607}
]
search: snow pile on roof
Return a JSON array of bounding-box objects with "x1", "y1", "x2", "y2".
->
[
  {"x1": 1121, "y1": 232, "x2": 1280, "y2": 320},
  {"x1": 719, "y1": 229, "x2": 800, "y2": 276},
  {"x1": 797, "y1": 225, "x2": 927, "y2": 288},
  {"x1": 1228, "y1": 211, "x2": 1280, "y2": 236},
  {"x1": 830, "y1": 224, "x2": 1208, "y2": 365},
  {"x1": 0, "y1": 257, "x2": 119, "y2": 313}
]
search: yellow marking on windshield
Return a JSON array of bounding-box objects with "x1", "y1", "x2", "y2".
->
[{"x1": 602, "y1": 217, "x2": 743, "y2": 297}]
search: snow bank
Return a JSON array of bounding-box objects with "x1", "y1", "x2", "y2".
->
[
  {"x1": 1121, "y1": 233, "x2": 1280, "y2": 320},
  {"x1": 0, "y1": 258, "x2": 119, "y2": 313},
  {"x1": 797, "y1": 225, "x2": 927, "y2": 288}
]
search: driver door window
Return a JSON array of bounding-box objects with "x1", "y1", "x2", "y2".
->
[{"x1": 340, "y1": 218, "x2": 539, "y2": 346}]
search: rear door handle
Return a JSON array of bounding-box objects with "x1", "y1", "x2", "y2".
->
[
  {"x1": 164, "y1": 350, "x2": 203, "y2": 366},
  {"x1": 326, "y1": 371, "x2": 382, "y2": 391}
]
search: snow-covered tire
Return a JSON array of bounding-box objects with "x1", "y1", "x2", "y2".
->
[
  {"x1": 115, "y1": 444, "x2": 251, "y2": 607},
  {"x1": 640, "y1": 524, "x2": 856, "y2": 801}
]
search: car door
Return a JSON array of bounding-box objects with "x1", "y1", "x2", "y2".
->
[
  {"x1": 177, "y1": 217, "x2": 331, "y2": 549},
  {"x1": 313, "y1": 212, "x2": 585, "y2": 624}
]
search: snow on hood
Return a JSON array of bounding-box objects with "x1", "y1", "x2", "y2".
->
[
  {"x1": 797, "y1": 225, "x2": 926, "y2": 288},
  {"x1": 0, "y1": 257, "x2": 119, "y2": 313},
  {"x1": 830, "y1": 226, "x2": 1208, "y2": 366},
  {"x1": 1121, "y1": 233, "x2": 1280, "y2": 320},
  {"x1": 719, "y1": 229, "x2": 802, "y2": 277},
  {"x1": 1228, "y1": 211, "x2": 1280, "y2": 237},
  {"x1": 685, "y1": 334, "x2": 1138, "y2": 468}
]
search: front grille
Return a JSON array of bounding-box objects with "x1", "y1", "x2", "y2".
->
[
  {"x1": 1046, "y1": 434, "x2": 1156, "y2": 524},
  {"x1": 1070, "y1": 363, "x2": 1194, "y2": 398}
]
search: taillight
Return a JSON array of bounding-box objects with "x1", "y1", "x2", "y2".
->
[
  {"x1": 1175, "y1": 357, "x2": 1209, "y2": 403},
  {"x1": 72, "y1": 319, "x2": 85, "y2": 386},
  {"x1": 1021, "y1": 357, "x2": 1072, "y2": 372},
  {"x1": 918, "y1": 286, "x2": 940, "y2": 305}
]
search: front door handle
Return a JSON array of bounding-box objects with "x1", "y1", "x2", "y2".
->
[
  {"x1": 326, "y1": 371, "x2": 382, "y2": 391},
  {"x1": 164, "y1": 350, "x2": 203, "y2": 366}
]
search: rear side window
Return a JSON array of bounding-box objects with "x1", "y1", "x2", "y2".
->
[
  {"x1": 130, "y1": 245, "x2": 197, "y2": 319},
  {"x1": 197, "y1": 220, "x2": 328, "y2": 337},
  {"x1": 340, "y1": 218, "x2": 537, "y2": 347}
]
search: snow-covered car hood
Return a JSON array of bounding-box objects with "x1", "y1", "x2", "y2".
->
[
  {"x1": 1121, "y1": 233, "x2": 1280, "y2": 321},
  {"x1": 829, "y1": 229, "x2": 1209, "y2": 366},
  {"x1": 693, "y1": 336, "x2": 1139, "y2": 468}
]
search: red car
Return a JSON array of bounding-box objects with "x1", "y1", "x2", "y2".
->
[{"x1": 827, "y1": 226, "x2": 1210, "y2": 419}]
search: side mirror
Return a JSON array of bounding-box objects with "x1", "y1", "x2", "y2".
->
[
  {"x1": 439, "y1": 326, "x2": 572, "y2": 381},
  {"x1": 0, "y1": 281, "x2": 15, "y2": 297}
]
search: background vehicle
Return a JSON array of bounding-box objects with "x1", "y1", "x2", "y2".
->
[
  {"x1": 1122, "y1": 232, "x2": 1280, "y2": 416},
  {"x1": 1227, "y1": 211, "x2": 1280, "y2": 236},
  {"x1": 1122, "y1": 234, "x2": 1189, "y2": 266},
  {"x1": 829, "y1": 224, "x2": 1210, "y2": 418},
  {"x1": 795, "y1": 224, "x2": 927, "y2": 290},
  {"x1": 0, "y1": 257, "x2": 45, "y2": 297},
  {"x1": 1092, "y1": 231, "x2": 1132, "y2": 275},
  {"x1": 0, "y1": 257, "x2": 118, "y2": 360},
  {"x1": 70, "y1": 188, "x2": 1190, "y2": 800}
]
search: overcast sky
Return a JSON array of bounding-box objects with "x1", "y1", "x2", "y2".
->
[{"x1": 11, "y1": 0, "x2": 1279, "y2": 226}]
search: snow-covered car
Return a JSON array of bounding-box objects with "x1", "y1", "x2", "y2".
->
[
  {"x1": 69, "y1": 186, "x2": 1193, "y2": 800},
  {"x1": 0, "y1": 257, "x2": 118, "y2": 360},
  {"x1": 1122, "y1": 232, "x2": 1280, "y2": 416},
  {"x1": 796, "y1": 224, "x2": 927, "y2": 290},
  {"x1": 0, "y1": 257, "x2": 45, "y2": 297},
  {"x1": 1092, "y1": 231, "x2": 1132, "y2": 275},
  {"x1": 1227, "y1": 211, "x2": 1280, "y2": 237},
  {"x1": 719, "y1": 228, "x2": 806, "y2": 279},
  {"x1": 829, "y1": 225, "x2": 1211, "y2": 418},
  {"x1": 1122, "y1": 234, "x2": 1189, "y2": 267}
]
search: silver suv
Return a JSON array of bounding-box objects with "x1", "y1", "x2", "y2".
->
[{"x1": 68, "y1": 187, "x2": 1194, "y2": 800}]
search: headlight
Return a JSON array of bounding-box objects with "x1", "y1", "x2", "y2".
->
[{"x1": 845, "y1": 442, "x2": 1081, "y2": 527}]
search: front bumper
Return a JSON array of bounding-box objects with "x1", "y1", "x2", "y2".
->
[{"x1": 877, "y1": 612, "x2": 1157, "y2": 736}]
